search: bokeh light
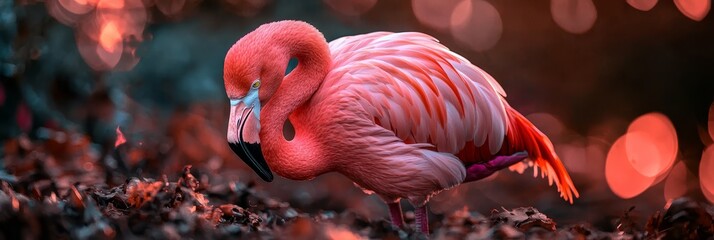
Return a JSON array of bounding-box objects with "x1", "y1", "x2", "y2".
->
[
  {"x1": 47, "y1": 0, "x2": 147, "y2": 71},
  {"x1": 557, "y1": 143, "x2": 588, "y2": 173},
  {"x1": 97, "y1": 0, "x2": 124, "y2": 9},
  {"x1": 411, "y1": 0, "x2": 462, "y2": 31},
  {"x1": 626, "y1": 0, "x2": 657, "y2": 11},
  {"x1": 95, "y1": 0, "x2": 147, "y2": 38},
  {"x1": 324, "y1": 225, "x2": 361, "y2": 240},
  {"x1": 95, "y1": 23, "x2": 123, "y2": 69},
  {"x1": 99, "y1": 21, "x2": 122, "y2": 52},
  {"x1": 449, "y1": 0, "x2": 502, "y2": 52},
  {"x1": 700, "y1": 145, "x2": 714, "y2": 203},
  {"x1": 323, "y1": 0, "x2": 377, "y2": 16},
  {"x1": 46, "y1": 0, "x2": 85, "y2": 25},
  {"x1": 703, "y1": 181, "x2": 714, "y2": 204},
  {"x1": 623, "y1": 132, "x2": 663, "y2": 177},
  {"x1": 663, "y1": 161, "x2": 688, "y2": 202},
  {"x1": 674, "y1": 0, "x2": 710, "y2": 21},
  {"x1": 76, "y1": 31, "x2": 110, "y2": 71},
  {"x1": 605, "y1": 134, "x2": 656, "y2": 199},
  {"x1": 626, "y1": 113, "x2": 678, "y2": 178},
  {"x1": 550, "y1": 0, "x2": 597, "y2": 34},
  {"x1": 58, "y1": 0, "x2": 96, "y2": 15}
]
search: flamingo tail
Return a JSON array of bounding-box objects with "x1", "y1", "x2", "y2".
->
[{"x1": 504, "y1": 107, "x2": 580, "y2": 203}]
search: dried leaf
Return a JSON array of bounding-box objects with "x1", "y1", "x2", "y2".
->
[
  {"x1": 126, "y1": 179, "x2": 164, "y2": 207},
  {"x1": 490, "y1": 207, "x2": 556, "y2": 232},
  {"x1": 69, "y1": 185, "x2": 85, "y2": 210}
]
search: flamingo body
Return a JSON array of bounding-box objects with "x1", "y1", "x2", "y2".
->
[{"x1": 224, "y1": 21, "x2": 578, "y2": 233}]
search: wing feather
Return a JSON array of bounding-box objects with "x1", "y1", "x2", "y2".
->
[
  {"x1": 317, "y1": 32, "x2": 508, "y2": 155},
  {"x1": 314, "y1": 31, "x2": 578, "y2": 202}
]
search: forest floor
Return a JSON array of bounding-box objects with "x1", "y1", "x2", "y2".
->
[{"x1": 1, "y1": 134, "x2": 713, "y2": 240}]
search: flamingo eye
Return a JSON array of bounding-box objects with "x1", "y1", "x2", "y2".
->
[{"x1": 251, "y1": 80, "x2": 261, "y2": 89}]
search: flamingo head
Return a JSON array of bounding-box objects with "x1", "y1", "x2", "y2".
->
[{"x1": 223, "y1": 29, "x2": 293, "y2": 182}]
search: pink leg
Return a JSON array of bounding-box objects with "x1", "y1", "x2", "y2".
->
[
  {"x1": 388, "y1": 201, "x2": 404, "y2": 228},
  {"x1": 464, "y1": 151, "x2": 528, "y2": 183},
  {"x1": 414, "y1": 205, "x2": 429, "y2": 234}
]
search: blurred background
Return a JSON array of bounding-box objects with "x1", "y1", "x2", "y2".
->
[{"x1": 1, "y1": 0, "x2": 713, "y2": 231}]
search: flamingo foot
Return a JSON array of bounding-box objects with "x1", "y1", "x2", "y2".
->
[
  {"x1": 414, "y1": 205, "x2": 429, "y2": 234},
  {"x1": 464, "y1": 151, "x2": 528, "y2": 182},
  {"x1": 388, "y1": 201, "x2": 404, "y2": 228}
]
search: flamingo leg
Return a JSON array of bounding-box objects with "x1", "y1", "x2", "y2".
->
[
  {"x1": 388, "y1": 201, "x2": 404, "y2": 228},
  {"x1": 414, "y1": 204, "x2": 429, "y2": 234},
  {"x1": 464, "y1": 151, "x2": 528, "y2": 183}
]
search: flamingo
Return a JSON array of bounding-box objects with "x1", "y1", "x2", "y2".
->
[{"x1": 224, "y1": 20, "x2": 579, "y2": 234}]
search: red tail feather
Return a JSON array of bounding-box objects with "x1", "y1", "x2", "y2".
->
[{"x1": 504, "y1": 108, "x2": 579, "y2": 203}]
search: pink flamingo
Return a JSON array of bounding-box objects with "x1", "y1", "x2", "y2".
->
[{"x1": 224, "y1": 21, "x2": 578, "y2": 234}]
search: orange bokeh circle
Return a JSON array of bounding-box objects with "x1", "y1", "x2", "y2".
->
[
  {"x1": 626, "y1": 113, "x2": 678, "y2": 178},
  {"x1": 606, "y1": 134, "x2": 656, "y2": 199},
  {"x1": 623, "y1": 132, "x2": 663, "y2": 177},
  {"x1": 550, "y1": 0, "x2": 597, "y2": 34},
  {"x1": 674, "y1": 0, "x2": 710, "y2": 21},
  {"x1": 412, "y1": 0, "x2": 462, "y2": 31},
  {"x1": 449, "y1": 0, "x2": 502, "y2": 52},
  {"x1": 627, "y1": 0, "x2": 658, "y2": 11},
  {"x1": 663, "y1": 161, "x2": 688, "y2": 202}
]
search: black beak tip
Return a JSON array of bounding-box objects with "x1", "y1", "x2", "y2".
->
[
  {"x1": 228, "y1": 141, "x2": 274, "y2": 183},
  {"x1": 262, "y1": 173, "x2": 274, "y2": 182}
]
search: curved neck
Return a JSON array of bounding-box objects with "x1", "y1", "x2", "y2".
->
[{"x1": 259, "y1": 21, "x2": 331, "y2": 179}]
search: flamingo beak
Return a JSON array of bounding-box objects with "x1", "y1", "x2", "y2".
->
[{"x1": 227, "y1": 94, "x2": 273, "y2": 182}]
